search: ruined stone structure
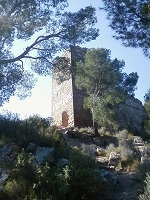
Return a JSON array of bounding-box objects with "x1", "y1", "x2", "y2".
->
[
  {"x1": 51, "y1": 46, "x2": 147, "y2": 134},
  {"x1": 51, "y1": 46, "x2": 92, "y2": 127}
]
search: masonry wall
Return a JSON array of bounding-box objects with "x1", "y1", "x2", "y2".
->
[
  {"x1": 51, "y1": 46, "x2": 92, "y2": 127},
  {"x1": 51, "y1": 76, "x2": 74, "y2": 127},
  {"x1": 51, "y1": 50, "x2": 75, "y2": 127},
  {"x1": 71, "y1": 46, "x2": 92, "y2": 127},
  {"x1": 72, "y1": 81, "x2": 93, "y2": 127}
]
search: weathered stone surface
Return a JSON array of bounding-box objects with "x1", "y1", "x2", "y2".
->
[
  {"x1": 51, "y1": 46, "x2": 92, "y2": 128},
  {"x1": 35, "y1": 146, "x2": 54, "y2": 165},
  {"x1": 114, "y1": 172, "x2": 142, "y2": 200},
  {"x1": 99, "y1": 169, "x2": 118, "y2": 184},
  {"x1": 80, "y1": 132, "x2": 94, "y2": 143},
  {"x1": 0, "y1": 169, "x2": 10, "y2": 191},
  {"x1": 133, "y1": 136, "x2": 144, "y2": 146},
  {"x1": 57, "y1": 158, "x2": 69, "y2": 167},
  {"x1": 108, "y1": 151, "x2": 120, "y2": 166},
  {"x1": 93, "y1": 136, "x2": 118, "y2": 147},
  {"x1": 65, "y1": 129, "x2": 79, "y2": 138},
  {"x1": 26, "y1": 142, "x2": 37, "y2": 153},
  {"x1": 115, "y1": 97, "x2": 147, "y2": 134},
  {"x1": 0, "y1": 143, "x2": 20, "y2": 191},
  {"x1": 0, "y1": 142, "x2": 19, "y2": 165},
  {"x1": 95, "y1": 156, "x2": 108, "y2": 164},
  {"x1": 0, "y1": 144, "x2": 55, "y2": 192}
]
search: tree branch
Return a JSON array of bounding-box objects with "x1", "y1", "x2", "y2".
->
[{"x1": 0, "y1": 31, "x2": 63, "y2": 65}]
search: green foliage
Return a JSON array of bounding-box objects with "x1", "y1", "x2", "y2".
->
[
  {"x1": 139, "y1": 173, "x2": 150, "y2": 200},
  {"x1": 101, "y1": 0, "x2": 150, "y2": 57},
  {"x1": 75, "y1": 48, "x2": 138, "y2": 131},
  {"x1": 119, "y1": 157, "x2": 140, "y2": 172},
  {"x1": 1, "y1": 145, "x2": 108, "y2": 200},
  {"x1": 0, "y1": 1, "x2": 99, "y2": 104},
  {"x1": 81, "y1": 143, "x2": 96, "y2": 157},
  {"x1": 78, "y1": 126, "x2": 94, "y2": 134},
  {"x1": 106, "y1": 143, "x2": 116, "y2": 157},
  {"x1": 116, "y1": 129, "x2": 129, "y2": 140},
  {"x1": 68, "y1": 147, "x2": 95, "y2": 169},
  {"x1": 0, "y1": 113, "x2": 108, "y2": 200},
  {"x1": 67, "y1": 168, "x2": 107, "y2": 200},
  {"x1": 0, "y1": 113, "x2": 66, "y2": 147}
]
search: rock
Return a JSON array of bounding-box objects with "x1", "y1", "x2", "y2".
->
[
  {"x1": 115, "y1": 172, "x2": 142, "y2": 200},
  {"x1": 116, "y1": 192, "x2": 131, "y2": 200},
  {"x1": 35, "y1": 146, "x2": 54, "y2": 165},
  {"x1": 133, "y1": 136, "x2": 144, "y2": 146},
  {"x1": 0, "y1": 143, "x2": 20, "y2": 192},
  {"x1": 80, "y1": 133, "x2": 94, "y2": 143},
  {"x1": 129, "y1": 173, "x2": 142, "y2": 182},
  {"x1": 115, "y1": 97, "x2": 147, "y2": 134},
  {"x1": 108, "y1": 151, "x2": 120, "y2": 166},
  {"x1": 98, "y1": 169, "x2": 119, "y2": 196},
  {"x1": 93, "y1": 136, "x2": 118, "y2": 147},
  {"x1": 96, "y1": 156, "x2": 108, "y2": 165},
  {"x1": 0, "y1": 142, "x2": 19, "y2": 165},
  {"x1": 0, "y1": 169, "x2": 10, "y2": 191},
  {"x1": 26, "y1": 143, "x2": 37, "y2": 153},
  {"x1": 65, "y1": 130, "x2": 79, "y2": 138},
  {"x1": 57, "y1": 158, "x2": 69, "y2": 167}
]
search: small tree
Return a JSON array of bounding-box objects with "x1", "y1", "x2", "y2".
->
[
  {"x1": 75, "y1": 48, "x2": 138, "y2": 131},
  {"x1": 0, "y1": 1, "x2": 99, "y2": 105}
]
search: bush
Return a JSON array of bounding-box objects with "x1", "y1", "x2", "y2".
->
[
  {"x1": 139, "y1": 173, "x2": 150, "y2": 200},
  {"x1": 67, "y1": 168, "x2": 108, "y2": 200},
  {"x1": 81, "y1": 143, "x2": 96, "y2": 157},
  {"x1": 1, "y1": 145, "x2": 109, "y2": 200},
  {"x1": 106, "y1": 143, "x2": 116, "y2": 157},
  {"x1": 0, "y1": 113, "x2": 67, "y2": 147},
  {"x1": 68, "y1": 147, "x2": 95, "y2": 169},
  {"x1": 140, "y1": 162, "x2": 150, "y2": 178},
  {"x1": 78, "y1": 126, "x2": 94, "y2": 134},
  {"x1": 116, "y1": 129, "x2": 128, "y2": 140},
  {"x1": 119, "y1": 157, "x2": 140, "y2": 171}
]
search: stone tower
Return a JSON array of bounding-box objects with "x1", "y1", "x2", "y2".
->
[{"x1": 51, "y1": 46, "x2": 92, "y2": 127}]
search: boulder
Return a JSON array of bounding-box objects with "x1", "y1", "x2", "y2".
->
[
  {"x1": 65, "y1": 130, "x2": 79, "y2": 138},
  {"x1": 0, "y1": 142, "x2": 19, "y2": 165},
  {"x1": 115, "y1": 172, "x2": 142, "y2": 200},
  {"x1": 0, "y1": 169, "x2": 10, "y2": 191},
  {"x1": 35, "y1": 146, "x2": 54, "y2": 165},
  {"x1": 115, "y1": 97, "x2": 147, "y2": 134},
  {"x1": 133, "y1": 136, "x2": 144, "y2": 146},
  {"x1": 26, "y1": 143, "x2": 37, "y2": 153},
  {"x1": 57, "y1": 158, "x2": 69, "y2": 167},
  {"x1": 108, "y1": 151, "x2": 120, "y2": 166}
]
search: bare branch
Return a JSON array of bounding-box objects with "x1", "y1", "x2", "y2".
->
[{"x1": 0, "y1": 31, "x2": 63, "y2": 65}]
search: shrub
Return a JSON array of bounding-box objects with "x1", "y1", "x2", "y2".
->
[
  {"x1": 106, "y1": 143, "x2": 117, "y2": 157},
  {"x1": 68, "y1": 147, "x2": 95, "y2": 169},
  {"x1": 119, "y1": 157, "x2": 140, "y2": 171},
  {"x1": 81, "y1": 143, "x2": 96, "y2": 157},
  {"x1": 78, "y1": 126, "x2": 94, "y2": 134},
  {"x1": 116, "y1": 129, "x2": 128, "y2": 140},
  {"x1": 140, "y1": 162, "x2": 150, "y2": 177},
  {"x1": 67, "y1": 168, "x2": 108, "y2": 200},
  {"x1": 139, "y1": 173, "x2": 150, "y2": 200}
]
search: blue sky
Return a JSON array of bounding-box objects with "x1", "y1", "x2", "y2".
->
[{"x1": 0, "y1": 0, "x2": 149, "y2": 119}]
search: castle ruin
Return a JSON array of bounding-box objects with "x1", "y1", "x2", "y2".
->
[{"x1": 51, "y1": 46, "x2": 92, "y2": 127}]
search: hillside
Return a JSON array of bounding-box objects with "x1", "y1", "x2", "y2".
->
[{"x1": 0, "y1": 116, "x2": 150, "y2": 200}]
